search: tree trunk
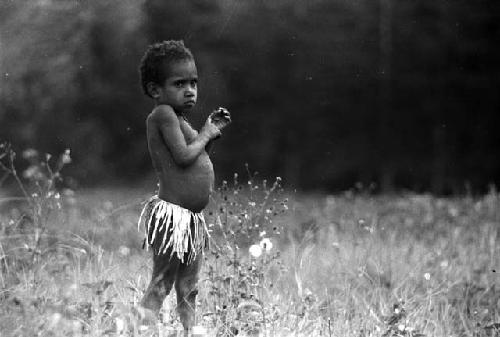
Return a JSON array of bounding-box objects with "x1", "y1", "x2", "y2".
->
[{"x1": 378, "y1": 0, "x2": 394, "y2": 192}]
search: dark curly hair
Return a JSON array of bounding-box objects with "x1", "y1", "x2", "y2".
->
[{"x1": 139, "y1": 40, "x2": 194, "y2": 98}]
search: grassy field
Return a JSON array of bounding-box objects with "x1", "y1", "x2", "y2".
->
[{"x1": 1, "y1": 174, "x2": 499, "y2": 336}]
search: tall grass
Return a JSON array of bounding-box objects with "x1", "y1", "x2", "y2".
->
[{"x1": 1, "y1": 145, "x2": 499, "y2": 336}]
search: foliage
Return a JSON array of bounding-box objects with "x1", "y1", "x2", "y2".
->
[
  {"x1": 1, "y1": 148, "x2": 500, "y2": 336},
  {"x1": 202, "y1": 170, "x2": 288, "y2": 335},
  {"x1": 1, "y1": 0, "x2": 499, "y2": 191},
  {"x1": 0, "y1": 0, "x2": 148, "y2": 181},
  {"x1": 0, "y1": 142, "x2": 71, "y2": 268}
]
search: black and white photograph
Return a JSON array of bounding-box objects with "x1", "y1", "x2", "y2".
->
[{"x1": 1, "y1": 1, "x2": 499, "y2": 336}]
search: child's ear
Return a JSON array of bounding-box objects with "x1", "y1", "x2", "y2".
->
[{"x1": 147, "y1": 82, "x2": 160, "y2": 98}]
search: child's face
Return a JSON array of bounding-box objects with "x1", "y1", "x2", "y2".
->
[{"x1": 156, "y1": 59, "x2": 198, "y2": 112}]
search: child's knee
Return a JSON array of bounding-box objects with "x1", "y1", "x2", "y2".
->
[{"x1": 176, "y1": 280, "x2": 198, "y2": 301}]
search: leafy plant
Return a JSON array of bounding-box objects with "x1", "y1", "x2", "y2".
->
[
  {"x1": 0, "y1": 142, "x2": 72, "y2": 268},
  {"x1": 202, "y1": 167, "x2": 288, "y2": 336}
]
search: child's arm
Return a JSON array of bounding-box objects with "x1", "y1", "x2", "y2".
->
[
  {"x1": 152, "y1": 105, "x2": 221, "y2": 167},
  {"x1": 205, "y1": 107, "x2": 231, "y2": 154},
  {"x1": 205, "y1": 139, "x2": 216, "y2": 154}
]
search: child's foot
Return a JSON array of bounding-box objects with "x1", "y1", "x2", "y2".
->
[{"x1": 132, "y1": 305, "x2": 158, "y2": 326}]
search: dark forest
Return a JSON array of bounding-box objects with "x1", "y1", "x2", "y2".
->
[{"x1": 1, "y1": 0, "x2": 499, "y2": 194}]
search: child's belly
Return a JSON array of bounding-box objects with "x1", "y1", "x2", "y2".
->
[{"x1": 158, "y1": 153, "x2": 215, "y2": 213}]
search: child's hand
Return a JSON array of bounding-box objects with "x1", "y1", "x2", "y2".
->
[
  {"x1": 209, "y1": 107, "x2": 231, "y2": 131},
  {"x1": 201, "y1": 117, "x2": 222, "y2": 140}
]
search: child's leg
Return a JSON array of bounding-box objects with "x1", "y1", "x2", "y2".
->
[
  {"x1": 175, "y1": 253, "x2": 202, "y2": 331},
  {"x1": 141, "y1": 253, "x2": 180, "y2": 314}
]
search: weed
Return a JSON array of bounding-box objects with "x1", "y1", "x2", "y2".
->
[
  {"x1": 202, "y1": 167, "x2": 288, "y2": 336},
  {"x1": 0, "y1": 143, "x2": 72, "y2": 276},
  {"x1": 1, "y1": 145, "x2": 500, "y2": 336}
]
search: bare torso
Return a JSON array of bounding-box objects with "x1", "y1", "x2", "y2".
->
[{"x1": 147, "y1": 112, "x2": 214, "y2": 213}]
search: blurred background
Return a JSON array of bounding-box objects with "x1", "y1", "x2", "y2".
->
[{"x1": 1, "y1": 0, "x2": 499, "y2": 194}]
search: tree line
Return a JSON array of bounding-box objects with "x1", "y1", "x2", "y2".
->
[{"x1": 1, "y1": 0, "x2": 499, "y2": 193}]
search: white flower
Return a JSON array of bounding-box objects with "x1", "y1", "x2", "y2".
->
[
  {"x1": 22, "y1": 165, "x2": 38, "y2": 179},
  {"x1": 192, "y1": 326, "x2": 207, "y2": 335},
  {"x1": 63, "y1": 283, "x2": 78, "y2": 299},
  {"x1": 61, "y1": 149, "x2": 71, "y2": 164},
  {"x1": 424, "y1": 272, "x2": 431, "y2": 281},
  {"x1": 71, "y1": 320, "x2": 82, "y2": 333},
  {"x1": 103, "y1": 201, "x2": 114, "y2": 211},
  {"x1": 63, "y1": 188, "x2": 75, "y2": 196},
  {"x1": 48, "y1": 312, "x2": 62, "y2": 329},
  {"x1": 22, "y1": 148, "x2": 38, "y2": 160},
  {"x1": 449, "y1": 206, "x2": 459, "y2": 217},
  {"x1": 259, "y1": 238, "x2": 273, "y2": 252},
  {"x1": 119, "y1": 246, "x2": 130, "y2": 257},
  {"x1": 249, "y1": 244, "x2": 262, "y2": 258},
  {"x1": 115, "y1": 317, "x2": 126, "y2": 333}
]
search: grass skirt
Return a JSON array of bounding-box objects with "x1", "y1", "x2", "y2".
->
[{"x1": 137, "y1": 196, "x2": 208, "y2": 264}]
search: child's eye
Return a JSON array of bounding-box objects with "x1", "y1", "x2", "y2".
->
[
  {"x1": 191, "y1": 80, "x2": 198, "y2": 87},
  {"x1": 174, "y1": 81, "x2": 183, "y2": 88}
]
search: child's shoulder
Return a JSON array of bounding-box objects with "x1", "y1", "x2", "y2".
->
[{"x1": 147, "y1": 105, "x2": 178, "y2": 124}]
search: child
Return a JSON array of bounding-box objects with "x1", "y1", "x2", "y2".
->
[{"x1": 137, "y1": 40, "x2": 231, "y2": 334}]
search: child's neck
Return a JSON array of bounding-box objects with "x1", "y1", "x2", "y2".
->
[
  {"x1": 155, "y1": 103, "x2": 187, "y2": 118},
  {"x1": 177, "y1": 110, "x2": 187, "y2": 120}
]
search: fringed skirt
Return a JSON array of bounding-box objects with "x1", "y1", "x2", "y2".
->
[{"x1": 137, "y1": 196, "x2": 209, "y2": 264}]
